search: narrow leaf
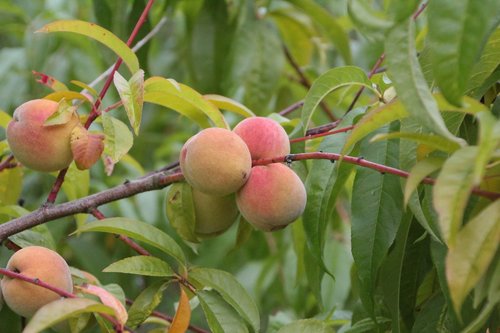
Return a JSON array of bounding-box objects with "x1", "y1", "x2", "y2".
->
[
  {"x1": 32, "y1": 71, "x2": 69, "y2": 91},
  {"x1": 73, "y1": 217, "x2": 186, "y2": 265},
  {"x1": 301, "y1": 66, "x2": 376, "y2": 133},
  {"x1": 189, "y1": 267, "x2": 259, "y2": 332},
  {"x1": 197, "y1": 290, "x2": 249, "y2": 333},
  {"x1": 385, "y1": 19, "x2": 462, "y2": 144},
  {"x1": 404, "y1": 157, "x2": 445, "y2": 206},
  {"x1": 169, "y1": 288, "x2": 191, "y2": 333},
  {"x1": 371, "y1": 132, "x2": 461, "y2": 154},
  {"x1": 37, "y1": 20, "x2": 139, "y2": 74},
  {"x1": 144, "y1": 77, "x2": 227, "y2": 129},
  {"x1": 203, "y1": 94, "x2": 255, "y2": 118},
  {"x1": 113, "y1": 70, "x2": 144, "y2": 135},
  {"x1": 103, "y1": 256, "x2": 175, "y2": 277},
  {"x1": 127, "y1": 280, "x2": 170, "y2": 328},
  {"x1": 23, "y1": 298, "x2": 115, "y2": 333},
  {"x1": 277, "y1": 319, "x2": 333, "y2": 333},
  {"x1": 428, "y1": 0, "x2": 500, "y2": 105},
  {"x1": 446, "y1": 200, "x2": 500, "y2": 314}
]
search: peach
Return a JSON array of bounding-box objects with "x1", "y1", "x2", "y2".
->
[
  {"x1": 192, "y1": 188, "x2": 239, "y2": 237},
  {"x1": 1, "y1": 246, "x2": 73, "y2": 318},
  {"x1": 6, "y1": 99, "x2": 80, "y2": 172},
  {"x1": 180, "y1": 128, "x2": 252, "y2": 196},
  {"x1": 233, "y1": 117, "x2": 290, "y2": 160},
  {"x1": 236, "y1": 163, "x2": 306, "y2": 231}
]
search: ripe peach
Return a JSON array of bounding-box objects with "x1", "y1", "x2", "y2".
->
[
  {"x1": 236, "y1": 163, "x2": 307, "y2": 231},
  {"x1": 180, "y1": 128, "x2": 252, "y2": 196},
  {"x1": 6, "y1": 99, "x2": 80, "y2": 172},
  {"x1": 1, "y1": 246, "x2": 73, "y2": 318},
  {"x1": 233, "y1": 117, "x2": 290, "y2": 160},
  {"x1": 192, "y1": 188, "x2": 239, "y2": 237}
]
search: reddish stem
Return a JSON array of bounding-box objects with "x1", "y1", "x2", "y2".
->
[
  {"x1": 89, "y1": 208, "x2": 151, "y2": 256},
  {"x1": 305, "y1": 120, "x2": 341, "y2": 136},
  {"x1": 46, "y1": 168, "x2": 69, "y2": 204},
  {"x1": 252, "y1": 153, "x2": 500, "y2": 200},
  {"x1": 290, "y1": 125, "x2": 354, "y2": 143},
  {"x1": 0, "y1": 155, "x2": 17, "y2": 171}
]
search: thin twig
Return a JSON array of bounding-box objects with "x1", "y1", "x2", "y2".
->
[
  {"x1": 290, "y1": 125, "x2": 354, "y2": 143},
  {"x1": 0, "y1": 155, "x2": 18, "y2": 171},
  {"x1": 283, "y1": 46, "x2": 336, "y2": 121},
  {"x1": 278, "y1": 100, "x2": 304, "y2": 116}
]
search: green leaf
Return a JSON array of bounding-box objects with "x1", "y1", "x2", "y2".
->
[
  {"x1": 446, "y1": 200, "x2": 500, "y2": 315},
  {"x1": 404, "y1": 157, "x2": 445, "y2": 207},
  {"x1": 466, "y1": 26, "x2": 500, "y2": 96},
  {"x1": 113, "y1": 69, "x2": 144, "y2": 135},
  {"x1": 37, "y1": 20, "x2": 139, "y2": 74},
  {"x1": 388, "y1": 0, "x2": 420, "y2": 22},
  {"x1": 371, "y1": 132, "x2": 461, "y2": 154},
  {"x1": 197, "y1": 290, "x2": 249, "y2": 333},
  {"x1": 301, "y1": 66, "x2": 376, "y2": 133},
  {"x1": 102, "y1": 114, "x2": 134, "y2": 164},
  {"x1": 277, "y1": 318, "x2": 333, "y2": 333},
  {"x1": 385, "y1": 19, "x2": 462, "y2": 144},
  {"x1": 351, "y1": 125, "x2": 403, "y2": 314},
  {"x1": 0, "y1": 110, "x2": 11, "y2": 128},
  {"x1": 62, "y1": 163, "x2": 90, "y2": 228},
  {"x1": 347, "y1": 0, "x2": 392, "y2": 42},
  {"x1": 126, "y1": 280, "x2": 170, "y2": 328},
  {"x1": 103, "y1": 256, "x2": 175, "y2": 277},
  {"x1": 73, "y1": 217, "x2": 186, "y2": 265},
  {"x1": 8, "y1": 224, "x2": 56, "y2": 250},
  {"x1": 203, "y1": 94, "x2": 255, "y2": 118},
  {"x1": 189, "y1": 267, "x2": 260, "y2": 332},
  {"x1": 144, "y1": 77, "x2": 227, "y2": 128},
  {"x1": 428, "y1": 0, "x2": 500, "y2": 105},
  {"x1": 344, "y1": 317, "x2": 391, "y2": 333},
  {"x1": 287, "y1": 0, "x2": 352, "y2": 64},
  {"x1": 165, "y1": 182, "x2": 198, "y2": 243},
  {"x1": 0, "y1": 166, "x2": 22, "y2": 206},
  {"x1": 23, "y1": 298, "x2": 115, "y2": 333}
]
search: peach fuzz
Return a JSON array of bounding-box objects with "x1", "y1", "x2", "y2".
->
[
  {"x1": 233, "y1": 117, "x2": 290, "y2": 160},
  {"x1": 236, "y1": 163, "x2": 306, "y2": 231},
  {"x1": 6, "y1": 99, "x2": 80, "y2": 172},
  {"x1": 180, "y1": 127, "x2": 252, "y2": 196},
  {"x1": 1, "y1": 246, "x2": 73, "y2": 318}
]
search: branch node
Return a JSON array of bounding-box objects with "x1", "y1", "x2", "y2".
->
[{"x1": 284, "y1": 154, "x2": 295, "y2": 166}]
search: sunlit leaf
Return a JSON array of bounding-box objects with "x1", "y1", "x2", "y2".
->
[
  {"x1": 103, "y1": 256, "x2": 175, "y2": 277},
  {"x1": 204, "y1": 94, "x2": 255, "y2": 118},
  {"x1": 189, "y1": 267, "x2": 259, "y2": 332},
  {"x1": 197, "y1": 290, "x2": 249, "y2": 333},
  {"x1": 301, "y1": 66, "x2": 376, "y2": 133},
  {"x1": 385, "y1": 19, "x2": 462, "y2": 144},
  {"x1": 169, "y1": 288, "x2": 191, "y2": 333},
  {"x1": 428, "y1": 0, "x2": 500, "y2": 105},
  {"x1": 145, "y1": 77, "x2": 227, "y2": 129},
  {"x1": 0, "y1": 165, "x2": 22, "y2": 206},
  {"x1": 127, "y1": 280, "x2": 170, "y2": 328},
  {"x1": 44, "y1": 91, "x2": 92, "y2": 104},
  {"x1": 23, "y1": 298, "x2": 115, "y2": 333},
  {"x1": 446, "y1": 200, "x2": 500, "y2": 315},
  {"x1": 44, "y1": 100, "x2": 77, "y2": 126},
  {"x1": 0, "y1": 110, "x2": 11, "y2": 129},
  {"x1": 113, "y1": 70, "x2": 144, "y2": 135},
  {"x1": 37, "y1": 20, "x2": 139, "y2": 74},
  {"x1": 73, "y1": 217, "x2": 186, "y2": 265}
]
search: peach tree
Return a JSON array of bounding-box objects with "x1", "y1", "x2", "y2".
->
[{"x1": 0, "y1": 0, "x2": 499, "y2": 332}]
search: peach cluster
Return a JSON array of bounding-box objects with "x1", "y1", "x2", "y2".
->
[{"x1": 179, "y1": 117, "x2": 307, "y2": 233}]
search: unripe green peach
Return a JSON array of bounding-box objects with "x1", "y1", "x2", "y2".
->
[
  {"x1": 1, "y1": 246, "x2": 73, "y2": 318},
  {"x1": 180, "y1": 128, "x2": 252, "y2": 196},
  {"x1": 233, "y1": 117, "x2": 290, "y2": 160},
  {"x1": 236, "y1": 163, "x2": 306, "y2": 231},
  {"x1": 192, "y1": 188, "x2": 239, "y2": 237},
  {"x1": 6, "y1": 99, "x2": 80, "y2": 172}
]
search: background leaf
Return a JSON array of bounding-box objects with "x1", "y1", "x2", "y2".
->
[{"x1": 103, "y1": 255, "x2": 175, "y2": 277}]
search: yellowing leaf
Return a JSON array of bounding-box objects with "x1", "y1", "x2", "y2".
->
[
  {"x1": 168, "y1": 288, "x2": 191, "y2": 333},
  {"x1": 37, "y1": 20, "x2": 139, "y2": 74},
  {"x1": 203, "y1": 94, "x2": 255, "y2": 118},
  {"x1": 44, "y1": 99, "x2": 78, "y2": 127},
  {"x1": 76, "y1": 284, "x2": 128, "y2": 328}
]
